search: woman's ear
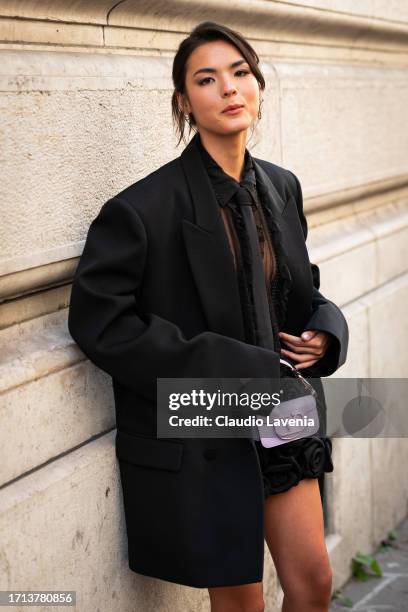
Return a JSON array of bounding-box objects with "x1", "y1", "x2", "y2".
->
[
  {"x1": 177, "y1": 92, "x2": 190, "y2": 115},
  {"x1": 176, "y1": 92, "x2": 183, "y2": 114}
]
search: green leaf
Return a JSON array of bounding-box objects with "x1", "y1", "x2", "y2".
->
[
  {"x1": 353, "y1": 552, "x2": 374, "y2": 566},
  {"x1": 370, "y1": 559, "x2": 383, "y2": 576},
  {"x1": 388, "y1": 530, "x2": 397, "y2": 541},
  {"x1": 337, "y1": 596, "x2": 354, "y2": 608},
  {"x1": 352, "y1": 561, "x2": 369, "y2": 581}
]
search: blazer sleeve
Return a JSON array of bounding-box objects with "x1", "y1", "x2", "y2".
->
[
  {"x1": 68, "y1": 196, "x2": 280, "y2": 403},
  {"x1": 288, "y1": 171, "x2": 349, "y2": 377}
]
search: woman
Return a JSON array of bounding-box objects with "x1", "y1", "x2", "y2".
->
[{"x1": 68, "y1": 21, "x2": 348, "y2": 612}]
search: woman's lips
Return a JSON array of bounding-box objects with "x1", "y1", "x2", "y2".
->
[{"x1": 222, "y1": 106, "x2": 244, "y2": 115}]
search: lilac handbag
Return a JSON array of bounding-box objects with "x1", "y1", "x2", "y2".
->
[{"x1": 256, "y1": 359, "x2": 320, "y2": 448}]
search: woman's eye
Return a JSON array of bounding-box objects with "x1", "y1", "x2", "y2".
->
[
  {"x1": 198, "y1": 77, "x2": 213, "y2": 86},
  {"x1": 235, "y1": 70, "x2": 250, "y2": 77}
]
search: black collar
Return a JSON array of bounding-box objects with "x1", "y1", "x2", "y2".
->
[
  {"x1": 180, "y1": 131, "x2": 287, "y2": 233},
  {"x1": 195, "y1": 132, "x2": 257, "y2": 207}
]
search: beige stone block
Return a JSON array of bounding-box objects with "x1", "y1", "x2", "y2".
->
[
  {"x1": 317, "y1": 241, "x2": 376, "y2": 307},
  {"x1": 0, "y1": 310, "x2": 78, "y2": 393},
  {"x1": 0, "y1": 1, "x2": 115, "y2": 23},
  {"x1": 0, "y1": 51, "x2": 178, "y2": 276},
  {"x1": 361, "y1": 273, "x2": 408, "y2": 377},
  {"x1": 330, "y1": 272, "x2": 408, "y2": 380},
  {"x1": 308, "y1": 200, "x2": 408, "y2": 306},
  {"x1": 0, "y1": 50, "x2": 172, "y2": 94},
  {"x1": 333, "y1": 300, "x2": 369, "y2": 379},
  {"x1": 363, "y1": 201, "x2": 408, "y2": 285},
  {"x1": 104, "y1": 25, "x2": 182, "y2": 52},
  {"x1": 0, "y1": 257, "x2": 77, "y2": 299},
  {"x1": 371, "y1": 437, "x2": 408, "y2": 543},
  {"x1": 0, "y1": 433, "x2": 210, "y2": 611},
  {"x1": 0, "y1": 283, "x2": 71, "y2": 330},
  {"x1": 276, "y1": 62, "x2": 408, "y2": 206},
  {"x1": 377, "y1": 226, "x2": 408, "y2": 285},
  {"x1": 0, "y1": 17, "x2": 103, "y2": 47},
  {"x1": 326, "y1": 437, "x2": 373, "y2": 585},
  {"x1": 308, "y1": 213, "x2": 374, "y2": 263},
  {"x1": 0, "y1": 360, "x2": 114, "y2": 486},
  {"x1": 282, "y1": 0, "x2": 408, "y2": 23}
]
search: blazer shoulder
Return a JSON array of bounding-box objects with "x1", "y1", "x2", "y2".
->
[
  {"x1": 112, "y1": 156, "x2": 183, "y2": 210},
  {"x1": 253, "y1": 157, "x2": 299, "y2": 201}
]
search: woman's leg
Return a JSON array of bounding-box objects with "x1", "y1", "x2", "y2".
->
[
  {"x1": 264, "y1": 478, "x2": 332, "y2": 612},
  {"x1": 208, "y1": 582, "x2": 265, "y2": 612}
]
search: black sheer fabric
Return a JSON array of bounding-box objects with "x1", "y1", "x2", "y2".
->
[
  {"x1": 196, "y1": 133, "x2": 284, "y2": 350},
  {"x1": 196, "y1": 132, "x2": 333, "y2": 497}
]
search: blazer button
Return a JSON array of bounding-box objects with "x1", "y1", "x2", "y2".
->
[{"x1": 203, "y1": 448, "x2": 217, "y2": 461}]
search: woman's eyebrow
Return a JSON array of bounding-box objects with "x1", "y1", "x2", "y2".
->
[{"x1": 192, "y1": 59, "x2": 248, "y2": 77}]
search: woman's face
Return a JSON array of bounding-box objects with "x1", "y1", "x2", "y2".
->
[{"x1": 180, "y1": 39, "x2": 261, "y2": 137}]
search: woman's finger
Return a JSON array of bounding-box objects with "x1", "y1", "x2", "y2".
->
[
  {"x1": 295, "y1": 359, "x2": 319, "y2": 370},
  {"x1": 280, "y1": 331, "x2": 325, "y2": 350},
  {"x1": 278, "y1": 332, "x2": 303, "y2": 345},
  {"x1": 280, "y1": 341, "x2": 323, "y2": 356},
  {"x1": 280, "y1": 348, "x2": 319, "y2": 363}
]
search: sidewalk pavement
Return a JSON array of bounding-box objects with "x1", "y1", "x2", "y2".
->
[{"x1": 330, "y1": 514, "x2": 408, "y2": 611}]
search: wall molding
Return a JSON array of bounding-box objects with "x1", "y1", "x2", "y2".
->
[{"x1": 1, "y1": 0, "x2": 408, "y2": 60}]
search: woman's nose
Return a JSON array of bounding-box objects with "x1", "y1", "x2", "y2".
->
[{"x1": 222, "y1": 85, "x2": 238, "y2": 97}]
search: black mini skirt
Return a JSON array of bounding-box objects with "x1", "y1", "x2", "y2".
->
[{"x1": 254, "y1": 436, "x2": 334, "y2": 498}]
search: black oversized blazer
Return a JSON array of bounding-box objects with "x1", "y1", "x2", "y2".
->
[{"x1": 68, "y1": 131, "x2": 349, "y2": 589}]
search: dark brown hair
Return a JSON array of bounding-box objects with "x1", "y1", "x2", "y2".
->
[{"x1": 171, "y1": 21, "x2": 265, "y2": 147}]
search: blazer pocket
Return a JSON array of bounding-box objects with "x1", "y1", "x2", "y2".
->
[{"x1": 115, "y1": 430, "x2": 184, "y2": 472}]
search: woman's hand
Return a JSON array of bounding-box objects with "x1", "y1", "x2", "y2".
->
[{"x1": 278, "y1": 329, "x2": 333, "y2": 371}]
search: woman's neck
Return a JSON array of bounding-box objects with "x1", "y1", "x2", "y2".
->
[{"x1": 197, "y1": 130, "x2": 247, "y2": 182}]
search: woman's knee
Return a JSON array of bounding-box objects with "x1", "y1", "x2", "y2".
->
[
  {"x1": 284, "y1": 558, "x2": 332, "y2": 604},
  {"x1": 309, "y1": 563, "x2": 333, "y2": 601}
]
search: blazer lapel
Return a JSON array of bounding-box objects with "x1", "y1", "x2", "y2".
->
[
  {"x1": 252, "y1": 157, "x2": 294, "y2": 286},
  {"x1": 180, "y1": 133, "x2": 246, "y2": 341},
  {"x1": 252, "y1": 158, "x2": 287, "y2": 217}
]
